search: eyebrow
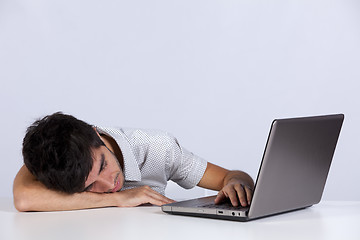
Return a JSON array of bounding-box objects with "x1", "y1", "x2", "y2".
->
[{"x1": 83, "y1": 154, "x2": 105, "y2": 192}]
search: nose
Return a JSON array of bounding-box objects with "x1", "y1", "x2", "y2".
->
[{"x1": 93, "y1": 176, "x2": 115, "y2": 193}]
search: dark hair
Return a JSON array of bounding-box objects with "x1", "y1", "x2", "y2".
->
[{"x1": 22, "y1": 112, "x2": 104, "y2": 193}]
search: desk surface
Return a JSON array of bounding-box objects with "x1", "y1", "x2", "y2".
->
[{"x1": 1, "y1": 198, "x2": 359, "y2": 240}]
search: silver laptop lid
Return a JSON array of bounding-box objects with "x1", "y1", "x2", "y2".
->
[{"x1": 248, "y1": 114, "x2": 344, "y2": 219}]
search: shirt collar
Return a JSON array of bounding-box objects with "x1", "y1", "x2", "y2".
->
[{"x1": 94, "y1": 126, "x2": 141, "y2": 182}]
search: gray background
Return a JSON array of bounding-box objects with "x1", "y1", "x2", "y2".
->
[{"x1": 1, "y1": 0, "x2": 359, "y2": 200}]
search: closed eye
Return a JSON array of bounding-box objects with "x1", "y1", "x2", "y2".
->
[
  {"x1": 98, "y1": 154, "x2": 106, "y2": 175},
  {"x1": 84, "y1": 154, "x2": 106, "y2": 192}
]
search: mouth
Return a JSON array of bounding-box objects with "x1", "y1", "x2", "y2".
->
[{"x1": 111, "y1": 181, "x2": 120, "y2": 193}]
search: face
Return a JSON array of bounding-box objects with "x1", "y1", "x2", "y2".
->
[{"x1": 84, "y1": 144, "x2": 124, "y2": 193}]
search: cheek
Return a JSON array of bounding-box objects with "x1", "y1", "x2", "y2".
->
[
  {"x1": 109, "y1": 155, "x2": 122, "y2": 172},
  {"x1": 103, "y1": 160, "x2": 121, "y2": 178},
  {"x1": 109, "y1": 160, "x2": 121, "y2": 173}
]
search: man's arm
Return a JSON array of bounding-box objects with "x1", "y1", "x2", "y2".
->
[
  {"x1": 197, "y1": 162, "x2": 254, "y2": 207},
  {"x1": 13, "y1": 165, "x2": 174, "y2": 212}
]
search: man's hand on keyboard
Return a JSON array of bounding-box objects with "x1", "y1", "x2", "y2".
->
[
  {"x1": 197, "y1": 163, "x2": 254, "y2": 208},
  {"x1": 214, "y1": 171, "x2": 254, "y2": 207}
]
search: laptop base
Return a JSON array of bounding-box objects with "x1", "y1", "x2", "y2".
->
[{"x1": 163, "y1": 202, "x2": 311, "y2": 222}]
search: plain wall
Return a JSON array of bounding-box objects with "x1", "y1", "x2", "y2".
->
[{"x1": 1, "y1": 0, "x2": 359, "y2": 200}]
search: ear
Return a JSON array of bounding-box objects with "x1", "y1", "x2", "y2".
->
[
  {"x1": 93, "y1": 127, "x2": 106, "y2": 147},
  {"x1": 93, "y1": 127, "x2": 102, "y2": 138}
]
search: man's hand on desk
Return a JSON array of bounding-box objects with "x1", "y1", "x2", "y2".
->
[{"x1": 112, "y1": 186, "x2": 175, "y2": 207}]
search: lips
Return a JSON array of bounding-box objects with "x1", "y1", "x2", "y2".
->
[{"x1": 111, "y1": 180, "x2": 121, "y2": 193}]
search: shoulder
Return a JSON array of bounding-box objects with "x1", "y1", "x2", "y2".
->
[
  {"x1": 122, "y1": 128, "x2": 176, "y2": 146},
  {"x1": 95, "y1": 126, "x2": 177, "y2": 150}
]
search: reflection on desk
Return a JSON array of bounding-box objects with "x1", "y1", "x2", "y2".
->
[{"x1": 1, "y1": 198, "x2": 359, "y2": 240}]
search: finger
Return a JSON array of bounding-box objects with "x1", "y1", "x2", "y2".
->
[
  {"x1": 148, "y1": 191, "x2": 174, "y2": 204},
  {"x1": 147, "y1": 196, "x2": 174, "y2": 206},
  {"x1": 153, "y1": 195, "x2": 175, "y2": 205},
  {"x1": 226, "y1": 187, "x2": 240, "y2": 207},
  {"x1": 123, "y1": 186, "x2": 173, "y2": 206},
  {"x1": 147, "y1": 197, "x2": 171, "y2": 206},
  {"x1": 244, "y1": 185, "x2": 253, "y2": 205},
  {"x1": 142, "y1": 187, "x2": 175, "y2": 205},
  {"x1": 151, "y1": 190, "x2": 175, "y2": 204},
  {"x1": 215, "y1": 190, "x2": 227, "y2": 204},
  {"x1": 234, "y1": 184, "x2": 247, "y2": 207}
]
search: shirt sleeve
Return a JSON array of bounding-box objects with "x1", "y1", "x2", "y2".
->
[{"x1": 166, "y1": 134, "x2": 208, "y2": 189}]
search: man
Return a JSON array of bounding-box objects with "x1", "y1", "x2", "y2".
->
[{"x1": 13, "y1": 112, "x2": 254, "y2": 211}]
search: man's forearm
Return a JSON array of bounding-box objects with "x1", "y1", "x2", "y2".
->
[
  {"x1": 15, "y1": 187, "x2": 116, "y2": 212},
  {"x1": 13, "y1": 165, "x2": 174, "y2": 211},
  {"x1": 13, "y1": 165, "x2": 116, "y2": 212}
]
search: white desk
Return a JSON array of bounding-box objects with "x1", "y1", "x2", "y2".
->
[{"x1": 1, "y1": 198, "x2": 359, "y2": 240}]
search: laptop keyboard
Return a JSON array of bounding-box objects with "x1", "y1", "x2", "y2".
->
[{"x1": 200, "y1": 202, "x2": 247, "y2": 210}]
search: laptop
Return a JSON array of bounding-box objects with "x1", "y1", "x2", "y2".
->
[{"x1": 162, "y1": 114, "x2": 344, "y2": 221}]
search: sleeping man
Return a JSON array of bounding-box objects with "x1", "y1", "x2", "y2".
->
[{"x1": 13, "y1": 112, "x2": 254, "y2": 211}]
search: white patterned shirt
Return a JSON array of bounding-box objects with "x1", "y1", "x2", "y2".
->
[{"x1": 94, "y1": 126, "x2": 208, "y2": 195}]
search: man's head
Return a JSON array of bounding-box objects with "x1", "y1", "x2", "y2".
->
[{"x1": 22, "y1": 112, "x2": 105, "y2": 193}]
